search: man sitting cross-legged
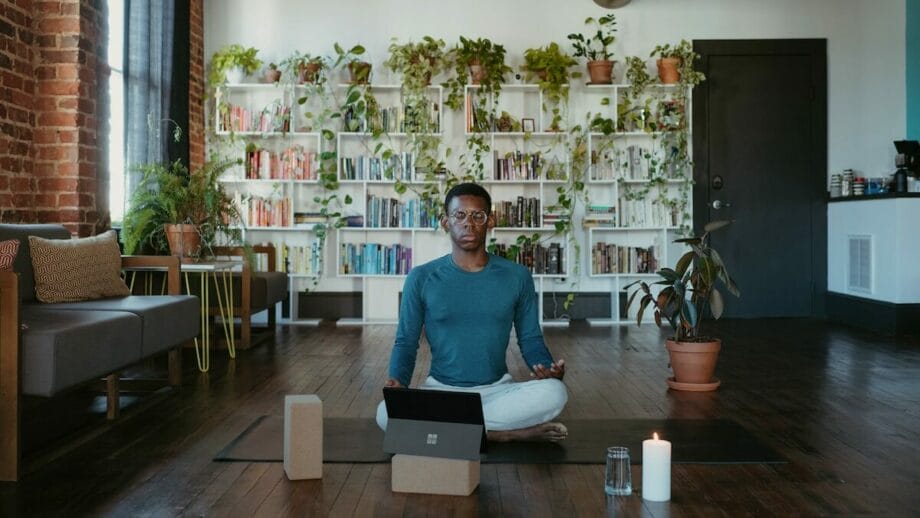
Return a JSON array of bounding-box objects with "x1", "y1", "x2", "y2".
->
[{"x1": 375, "y1": 182, "x2": 568, "y2": 442}]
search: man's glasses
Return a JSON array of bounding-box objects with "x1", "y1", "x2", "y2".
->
[{"x1": 448, "y1": 210, "x2": 489, "y2": 226}]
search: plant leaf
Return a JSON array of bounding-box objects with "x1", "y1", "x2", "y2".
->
[
  {"x1": 709, "y1": 288, "x2": 724, "y2": 319},
  {"x1": 704, "y1": 220, "x2": 730, "y2": 233}
]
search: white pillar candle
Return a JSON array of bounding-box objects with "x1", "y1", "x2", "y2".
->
[{"x1": 642, "y1": 432, "x2": 671, "y2": 501}]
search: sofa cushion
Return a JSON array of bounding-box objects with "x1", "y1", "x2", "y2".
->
[
  {"x1": 45, "y1": 295, "x2": 200, "y2": 356},
  {"x1": 0, "y1": 239, "x2": 19, "y2": 270},
  {"x1": 20, "y1": 307, "x2": 142, "y2": 397},
  {"x1": 0, "y1": 224, "x2": 71, "y2": 302},
  {"x1": 28, "y1": 230, "x2": 130, "y2": 303}
]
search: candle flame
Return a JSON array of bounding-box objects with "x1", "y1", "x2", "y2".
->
[{"x1": 653, "y1": 432, "x2": 659, "y2": 440}]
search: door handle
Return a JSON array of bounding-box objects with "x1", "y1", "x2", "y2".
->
[{"x1": 711, "y1": 200, "x2": 732, "y2": 210}]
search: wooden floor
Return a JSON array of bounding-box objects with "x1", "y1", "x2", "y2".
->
[{"x1": 1, "y1": 319, "x2": 918, "y2": 516}]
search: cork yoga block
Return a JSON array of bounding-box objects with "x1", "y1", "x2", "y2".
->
[
  {"x1": 283, "y1": 394, "x2": 322, "y2": 480},
  {"x1": 391, "y1": 454, "x2": 480, "y2": 496}
]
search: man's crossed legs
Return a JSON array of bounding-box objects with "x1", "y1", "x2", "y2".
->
[{"x1": 376, "y1": 374, "x2": 568, "y2": 442}]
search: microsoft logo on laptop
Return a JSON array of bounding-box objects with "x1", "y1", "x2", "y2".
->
[{"x1": 426, "y1": 433, "x2": 438, "y2": 445}]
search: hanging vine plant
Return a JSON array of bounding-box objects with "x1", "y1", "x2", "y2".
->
[{"x1": 522, "y1": 42, "x2": 579, "y2": 132}]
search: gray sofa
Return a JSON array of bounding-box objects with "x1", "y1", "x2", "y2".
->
[{"x1": 0, "y1": 224, "x2": 201, "y2": 481}]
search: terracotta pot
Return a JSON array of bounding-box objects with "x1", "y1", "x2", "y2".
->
[
  {"x1": 665, "y1": 339, "x2": 721, "y2": 386},
  {"x1": 264, "y1": 69, "x2": 281, "y2": 83},
  {"x1": 656, "y1": 57, "x2": 681, "y2": 84},
  {"x1": 469, "y1": 59, "x2": 486, "y2": 85},
  {"x1": 299, "y1": 62, "x2": 322, "y2": 84},
  {"x1": 348, "y1": 61, "x2": 371, "y2": 84},
  {"x1": 587, "y1": 60, "x2": 614, "y2": 84},
  {"x1": 163, "y1": 224, "x2": 201, "y2": 262}
]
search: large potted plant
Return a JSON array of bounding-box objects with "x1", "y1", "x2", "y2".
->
[
  {"x1": 208, "y1": 44, "x2": 262, "y2": 85},
  {"x1": 626, "y1": 221, "x2": 740, "y2": 391},
  {"x1": 567, "y1": 14, "x2": 618, "y2": 84},
  {"x1": 122, "y1": 157, "x2": 242, "y2": 261}
]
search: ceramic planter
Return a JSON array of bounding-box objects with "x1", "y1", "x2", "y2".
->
[
  {"x1": 225, "y1": 66, "x2": 245, "y2": 84},
  {"x1": 348, "y1": 61, "x2": 371, "y2": 84},
  {"x1": 656, "y1": 57, "x2": 681, "y2": 84},
  {"x1": 587, "y1": 60, "x2": 614, "y2": 84},
  {"x1": 164, "y1": 224, "x2": 201, "y2": 262},
  {"x1": 665, "y1": 339, "x2": 721, "y2": 390}
]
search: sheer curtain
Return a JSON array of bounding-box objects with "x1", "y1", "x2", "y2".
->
[{"x1": 124, "y1": 0, "x2": 189, "y2": 197}]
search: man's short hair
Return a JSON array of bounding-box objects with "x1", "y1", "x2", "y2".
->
[{"x1": 444, "y1": 183, "x2": 492, "y2": 215}]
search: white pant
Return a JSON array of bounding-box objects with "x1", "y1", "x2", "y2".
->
[{"x1": 375, "y1": 374, "x2": 568, "y2": 432}]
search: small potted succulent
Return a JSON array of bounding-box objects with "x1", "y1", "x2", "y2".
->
[
  {"x1": 208, "y1": 44, "x2": 262, "y2": 85},
  {"x1": 650, "y1": 40, "x2": 705, "y2": 86},
  {"x1": 625, "y1": 221, "x2": 740, "y2": 391},
  {"x1": 567, "y1": 14, "x2": 618, "y2": 84}
]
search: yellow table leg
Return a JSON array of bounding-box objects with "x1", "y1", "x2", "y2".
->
[
  {"x1": 186, "y1": 271, "x2": 210, "y2": 372},
  {"x1": 212, "y1": 270, "x2": 236, "y2": 360}
]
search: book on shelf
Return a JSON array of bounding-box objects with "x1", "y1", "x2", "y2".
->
[
  {"x1": 618, "y1": 197, "x2": 678, "y2": 227},
  {"x1": 241, "y1": 194, "x2": 291, "y2": 228},
  {"x1": 246, "y1": 145, "x2": 318, "y2": 180},
  {"x1": 294, "y1": 212, "x2": 325, "y2": 226},
  {"x1": 339, "y1": 242, "x2": 412, "y2": 275},
  {"x1": 339, "y1": 153, "x2": 415, "y2": 181},
  {"x1": 492, "y1": 196, "x2": 540, "y2": 228},
  {"x1": 366, "y1": 195, "x2": 438, "y2": 229},
  {"x1": 220, "y1": 102, "x2": 290, "y2": 133},
  {"x1": 493, "y1": 151, "x2": 542, "y2": 181},
  {"x1": 490, "y1": 241, "x2": 564, "y2": 275},
  {"x1": 591, "y1": 242, "x2": 658, "y2": 275}
]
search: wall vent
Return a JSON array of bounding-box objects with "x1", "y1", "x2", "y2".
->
[{"x1": 847, "y1": 235, "x2": 872, "y2": 293}]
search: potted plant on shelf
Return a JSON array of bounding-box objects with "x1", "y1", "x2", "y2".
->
[
  {"x1": 281, "y1": 52, "x2": 326, "y2": 85},
  {"x1": 208, "y1": 44, "x2": 262, "y2": 85},
  {"x1": 522, "y1": 42, "x2": 579, "y2": 131},
  {"x1": 385, "y1": 36, "x2": 449, "y2": 90},
  {"x1": 625, "y1": 221, "x2": 740, "y2": 391},
  {"x1": 443, "y1": 36, "x2": 512, "y2": 111},
  {"x1": 264, "y1": 63, "x2": 281, "y2": 83},
  {"x1": 650, "y1": 40, "x2": 705, "y2": 86},
  {"x1": 567, "y1": 14, "x2": 618, "y2": 84},
  {"x1": 122, "y1": 157, "x2": 242, "y2": 261}
]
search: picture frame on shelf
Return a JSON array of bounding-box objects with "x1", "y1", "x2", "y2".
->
[{"x1": 522, "y1": 118, "x2": 536, "y2": 133}]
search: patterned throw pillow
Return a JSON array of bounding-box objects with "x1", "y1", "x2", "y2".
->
[
  {"x1": 28, "y1": 230, "x2": 130, "y2": 303},
  {"x1": 0, "y1": 239, "x2": 19, "y2": 271}
]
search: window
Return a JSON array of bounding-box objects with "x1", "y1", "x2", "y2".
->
[{"x1": 107, "y1": 0, "x2": 125, "y2": 224}]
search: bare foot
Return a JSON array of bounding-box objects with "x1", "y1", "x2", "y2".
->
[{"x1": 488, "y1": 422, "x2": 568, "y2": 443}]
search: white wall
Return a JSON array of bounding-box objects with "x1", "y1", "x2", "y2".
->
[
  {"x1": 205, "y1": 0, "x2": 907, "y2": 178},
  {"x1": 205, "y1": 0, "x2": 910, "y2": 311}
]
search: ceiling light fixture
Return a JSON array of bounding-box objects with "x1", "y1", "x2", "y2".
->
[{"x1": 593, "y1": 0, "x2": 632, "y2": 8}]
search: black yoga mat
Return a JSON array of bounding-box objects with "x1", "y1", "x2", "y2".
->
[{"x1": 214, "y1": 416, "x2": 785, "y2": 465}]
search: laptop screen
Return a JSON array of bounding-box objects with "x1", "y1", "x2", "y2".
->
[{"x1": 383, "y1": 386, "x2": 487, "y2": 451}]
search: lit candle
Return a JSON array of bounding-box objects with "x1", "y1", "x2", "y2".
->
[{"x1": 642, "y1": 432, "x2": 671, "y2": 501}]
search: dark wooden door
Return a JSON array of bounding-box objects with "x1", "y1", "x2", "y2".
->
[{"x1": 693, "y1": 40, "x2": 827, "y2": 318}]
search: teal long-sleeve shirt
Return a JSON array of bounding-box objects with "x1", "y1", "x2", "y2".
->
[{"x1": 388, "y1": 253, "x2": 554, "y2": 387}]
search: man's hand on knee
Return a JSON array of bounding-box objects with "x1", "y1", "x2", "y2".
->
[
  {"x1": 531, "y1": 359, "x2": 565, "y2": 380},
  {"x1": 384, "y1": 378, "x2": 404, "y2": 388}
]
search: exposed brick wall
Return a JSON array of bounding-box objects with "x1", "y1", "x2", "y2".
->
[
  {"x1": 0, "y1": 1, "x2": 36, "y2": 223},
  {"x1": 0, "y1": 0, "x2": 107, "y2": 236},
  {"x1": 189, "y1": 0, "x2": 204, "y2": 171}
]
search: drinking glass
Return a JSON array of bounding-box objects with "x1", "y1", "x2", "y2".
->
[{"x1": 605, "y1": 446, "x2": 632, "y2": 496}]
